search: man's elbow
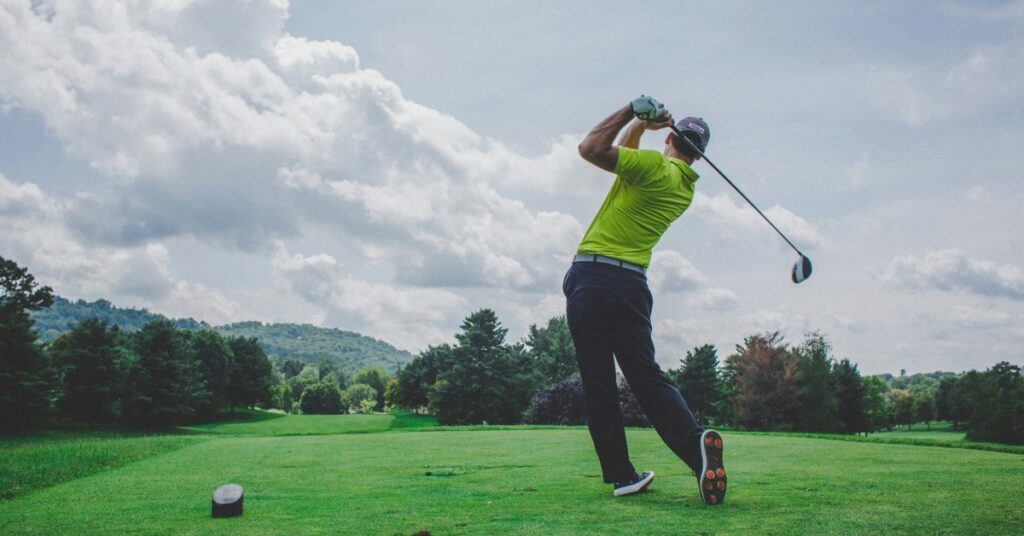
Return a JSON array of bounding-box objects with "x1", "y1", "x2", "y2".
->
[
  {"x1": 578, "y1": 141, "x2": 594, "y2": 160},
  {"x1": 578, "y1": 141, "x2": 605, "y2": 164},
  {"x1": 577, "y1": 144, "x2": 617, "y2": 172}
]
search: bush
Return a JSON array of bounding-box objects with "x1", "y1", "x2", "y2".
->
[
  {"x1": 525, "y1": 375, "x2": 586, "y2": 425},
  {"x1": 523, "y1": 374, "x2": 652, "y2": 427},
  {"x1": 342, "y1": 383, "x2": 377, "y2": 412},
  {"x1": 618, "y1": 379, "x2": 650, "y2": 427},
  {"x1": 300, "y1": 381, "x2": 343, "y2": 414}
]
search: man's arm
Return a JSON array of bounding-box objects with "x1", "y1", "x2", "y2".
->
[
  {"x1": 579, "y1": 100, "x2": 674, "y2": 172},
  {"x1": 577, "y1": 105, "x2": 633, "y2": 172},
  {"x1": 617, "y1": 119, "x2": 651, "y2": 149}
]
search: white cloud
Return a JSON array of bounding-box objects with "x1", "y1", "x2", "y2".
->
[
  {"x1": 690, "y1": 192, "x2": 826, "y2": 252},
  {"x1": 648, "y1": 250, "x2": 709, "y2": 293},
  {"x1": 878, "y1": 249, "x2": 1024, "y2": 300},
  {"x1": 0, "y1": 0, "x2": 586, "y2": 292},
  {"x1": 270, "y1": 244, "x2": 469, "y2": 350},
  {"x1": 0, "y1": 173, "x2": 243, "y2": 323}
]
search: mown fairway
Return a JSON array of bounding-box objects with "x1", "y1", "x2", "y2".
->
[{"x1": 2, "y1": 414, "x2": 1023, "y2": 535}]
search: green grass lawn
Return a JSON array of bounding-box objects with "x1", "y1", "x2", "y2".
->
[
  {"x1": 0, "y1": 432, "x2": 205, "y2": 500},
  {"x1": 183, "y1": 410, "x2": 438, "y2": 436},
  {"x1": 870, "y1": 421, "x2": 967, "y2": 441},
  {"x1": 2, "y1": 414, "x2": 1023, "y2": 535}
]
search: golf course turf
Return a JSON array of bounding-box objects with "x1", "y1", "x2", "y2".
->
[{"x1": 2, "y1": 414, "x2": 1022, "y2": 535}]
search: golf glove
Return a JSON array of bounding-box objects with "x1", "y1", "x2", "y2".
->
[{"x1": 630, "y1": 95, "x2": 666, "y2": 120}]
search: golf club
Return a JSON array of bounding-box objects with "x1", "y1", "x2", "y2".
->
[{"x1": 669, "y1": 122, "x2": 813, "y2": 284}]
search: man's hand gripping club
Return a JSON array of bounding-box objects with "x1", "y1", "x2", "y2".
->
[{"x1": 578, "y1": 95, "x2": 674, "y2": 172}]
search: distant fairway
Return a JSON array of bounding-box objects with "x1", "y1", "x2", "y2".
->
[
  {"x1": 183, "y1": 410, "x2": 438, "y2": 436},
  {"x1": 2, "y1": 414, "x2": 1023, "y2": 535}
]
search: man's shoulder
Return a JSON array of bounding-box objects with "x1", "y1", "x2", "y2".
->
[{"x1": 615, "y1": 147, "x2": 670, "y2": 185}]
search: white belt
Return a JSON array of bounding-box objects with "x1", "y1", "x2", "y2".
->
[{"x1": 573, "y1": 254, "x2": 646, "y2": 274}]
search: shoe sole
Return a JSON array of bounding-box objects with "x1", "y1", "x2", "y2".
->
[
  {"x1": 613, "y1": 471, "x2": 655, "y2": 497},
  {"x1": 698, "y1": 430, "x2": 726, "y2": 505}
]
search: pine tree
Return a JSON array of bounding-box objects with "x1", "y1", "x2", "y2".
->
[
  {"x1": 667, "y1": 344, "x2": 722, "y2": 424},
  {"x1": 227, "y1": 336, "x2": 274, "y2": 411},
  {"x1": 124, "y1": 320, "x2": 208, "y2": 426},
  {"x1": 833, "y1": 358, "x2": 869, "y2": 434},
  {"x1": 793, "y1": 332, "x2": 839, "y2": 432},
  {"x1": 431, "y1": 309, "x2": 533, "y2": 425},
  {"x1": 50, "y1": 318, "x2": 126, "y2": 422},
  {"x1": 0, "y1": 256, "x2": 54, "y2": 430},
  {"x1": 188, "y1": 329, "x2": 233, "y2": 417},
  {"x1": 525, "y1": 316, "x2": 576, "y2": 385}
]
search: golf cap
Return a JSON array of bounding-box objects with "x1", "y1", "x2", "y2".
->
[{"x1": 674, "y1": 117, "x2": 710, "y2": 152}]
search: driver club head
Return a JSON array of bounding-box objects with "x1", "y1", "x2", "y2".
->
[{"x1": 792, "y1": 255, "x2": 812, "y2": 284}]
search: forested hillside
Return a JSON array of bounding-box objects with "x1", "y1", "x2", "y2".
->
[
  {"x1": 30, "y1": 297, "x2": 412, "y2": 374},
  {"x1": 216, "y1": 322, "x2": 412, "y2": 374},
  {"x1": 31, "y1": 297, "x2": 206, "y2": 341}
]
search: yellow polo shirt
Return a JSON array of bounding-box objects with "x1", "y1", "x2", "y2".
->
[{"x1": 576, "y1": 147, "x2": 699, "y2": 268}]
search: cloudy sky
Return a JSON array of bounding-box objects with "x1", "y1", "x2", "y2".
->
[{"x1": 2, "y1": 0, "x2": 1022, "y2": 374}]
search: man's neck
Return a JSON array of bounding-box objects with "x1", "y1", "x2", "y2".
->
[{"x1": 664, "y1": 147, "x2": 696, "y2": 165}]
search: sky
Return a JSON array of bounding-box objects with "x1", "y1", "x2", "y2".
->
[{"x1": 1, "y1": 0, "x2": 1022, "y2": 374}]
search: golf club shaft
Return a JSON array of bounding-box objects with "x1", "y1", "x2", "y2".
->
[{"x1": 670, "y1": 124, "x2": 805, "y2": 258}]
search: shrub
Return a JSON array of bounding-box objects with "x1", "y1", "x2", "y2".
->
[
  {"x1": 300, "y1": 381, "x2": 343, "y2": 414},
  {"x1": 525, "y1": 375, "x2": 586, "y2": 425}
]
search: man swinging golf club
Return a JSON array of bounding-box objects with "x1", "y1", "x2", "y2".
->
[{"x1": 564, "y1": 95, "x2": 726, "y2": 505}]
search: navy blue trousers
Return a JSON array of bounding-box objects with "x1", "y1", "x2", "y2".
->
[{"x1": 563, "y1": 261, "x2": 704, "y2": 483}]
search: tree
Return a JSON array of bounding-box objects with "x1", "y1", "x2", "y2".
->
[
  {"x1": 124, "y1": 320, "x2": 208, "y2": 426},
  {"x1": 430, "y1": 309, "x2": 533, "y2": 425},
  {"x1": 667, "y1": 344, "x2": 722, "y2": 424},
  {"x1": 525, "y1": 316, "x2": 576, "y2": 386},
  {"x1": 961, "y1": 362, "x2": 1024, "y2": 444},
  {"x1": 728, "y1": 332, "x2": 799, "y2": 430},
  {"x1": 49, "y1": 318, "x2": 126, "y2": 422},
  {"x1": 227, "y1": 337, "x2": 274, "y2": 411},
  {"x1": 342, "y1": 383, "x2": 377, "y2": 413},
  {"x1": 285, "y1": 371, "x2": 319, "y2": 413},
  {"x1": 0, "y1": 256, "x2": 54, "y2": 429},
  {"x1": 279, "y1": 359, "x2": 306, "y2": 379},
  {"x1": 383, "y1": 378, "x2": 399, "y2": 410},
  {"x1": 392, "y1": 344, "x2": 454, "y2": 411},
  {"x1": 935, "y1": 376, "x2": 959, "y2": 427},
  {"x1": 863, "y1": 376, "x2": 894, "y2": 433},
  {"x1": 792, "y1": 332, "x2": 839, "y2": 432},
  {"x1": 892, "y1": 390, "x2": 914, "y2": 430},
  {"x1": 300, "y1": 381, "x2": 343, "y2": 414},
  {"x1": 913, "y1": 391, "x2": 935, "y2": 429},
  {"x1": 315, "y1": 354, "x2": 348, "y2": 391},
  {"x1": 833, "y1": 359, "x2": 869, "y2": 434},
  {"x1": 188, "y1": 330, "x2": 233, "y2": 417},
  {"x1": 353, "y1": 366, "x2": 390, "y2": 411}
]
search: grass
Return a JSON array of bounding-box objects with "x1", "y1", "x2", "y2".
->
[
  {"x1": 182, "y1": 410, "x2": 437, "y2": 436},
  {"x1": 870, "y1": 421, "x2": 967, "y2": 441},
  {"x1": 0, "y1": 432, "x2": 204, "y2": 500},
  {"x1": 2, "y1": 413, "x2": 1023, "y2": 535}
]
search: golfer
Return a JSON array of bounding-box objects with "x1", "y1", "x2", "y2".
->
[{"x1": 563, "y1": 95, "x2": 726, "y2": 505}]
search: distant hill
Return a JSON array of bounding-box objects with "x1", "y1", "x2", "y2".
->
[
  {"x1": 30, "y1": 297, "x2": 414, "y2": 374},
  {"x1": 214, "y1": 321, "x2": 413, "y2": 374},
  {"x1": 31, "y1": 297, "x2": 206, "y2": 341}
]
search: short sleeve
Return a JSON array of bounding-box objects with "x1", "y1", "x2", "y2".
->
[{"x1": 614, "y1": 147, "x2": 668, "y2": 186}]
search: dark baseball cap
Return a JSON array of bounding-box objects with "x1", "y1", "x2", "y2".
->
[{"x1": 674, "y1": 117, "x2": 710, "y2": 152}]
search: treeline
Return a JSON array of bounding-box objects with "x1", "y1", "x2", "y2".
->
[
  {"x1": 5, "y1": 255, "x2": 1021, "y2": 444},
  {"x1": 0, "y1": 256, "x2": 393, "y2": 430},
  {"x1": 387, "y1": 309, "x2": 1024, "y2": 445},
  {"x1": 661, "y1": 332, "x2": 1024, "y2": 444}
]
